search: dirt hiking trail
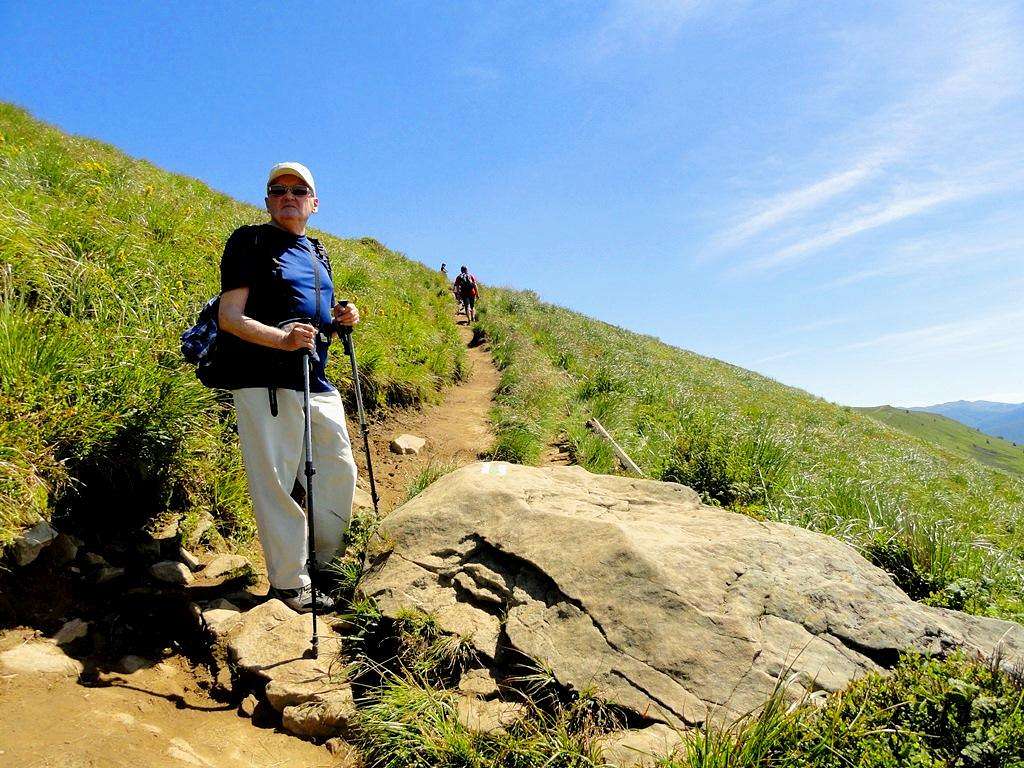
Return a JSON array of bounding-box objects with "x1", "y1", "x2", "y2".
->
[
  {"x1": 356, "y1": 318, "x2": 501, "y2": 513},
  {"x1": 0, "y1": 314, "x2": 506, "y2": 768}
]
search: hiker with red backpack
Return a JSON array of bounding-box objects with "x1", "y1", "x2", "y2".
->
[{"x1": 453, "y1": 265, "x2": 479, "y2": 322}]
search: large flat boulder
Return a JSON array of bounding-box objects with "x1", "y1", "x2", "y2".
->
[{"x1": 360, "y1": 462, "x2": 1024, "y2": 727}]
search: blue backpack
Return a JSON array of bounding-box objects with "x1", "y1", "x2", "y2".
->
[{"x1": 180, "y1": 296, "x2": 224, "y2": 387}]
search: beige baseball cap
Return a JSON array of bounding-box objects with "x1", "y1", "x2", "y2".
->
[{"x1": 267, "y1": 161, "x2": 316, "y2": 195}]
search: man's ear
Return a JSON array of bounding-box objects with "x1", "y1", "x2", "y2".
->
[{"x1": 311, "y1": 196, "x2": 319, "y2": 214}]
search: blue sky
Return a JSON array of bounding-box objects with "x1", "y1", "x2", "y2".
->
[{"x1": 2, "y1": 1, "x2": 1022, "y2": 406}]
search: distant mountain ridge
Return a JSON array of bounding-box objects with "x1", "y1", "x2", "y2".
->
[
  {"x1": 911, "y1": 400, "x2": 1024, "y2": 444},
  {"x1": 857, "y1": 405, "x2": 1024, "y2": 476}
]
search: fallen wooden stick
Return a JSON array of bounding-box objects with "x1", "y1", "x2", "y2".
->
[{"x1": 587, "y1": 418, "x2": 644, "y2": 476}]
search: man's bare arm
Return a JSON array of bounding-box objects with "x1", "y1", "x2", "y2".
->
[{"x1": 218, "y1": 287, "x2": 316, "y2": 352}]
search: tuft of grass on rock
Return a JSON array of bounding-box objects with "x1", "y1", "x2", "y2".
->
[
  {"x1": 405, "y1": 459, "x2": 459, "y2": 501},
  {"x1": 354, "y1": 672, "x2": 610, "y2": 768}
]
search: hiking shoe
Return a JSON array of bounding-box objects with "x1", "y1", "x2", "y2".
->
[{"x1": 269, "y1": 584, "x2": 335, "y2": 614}]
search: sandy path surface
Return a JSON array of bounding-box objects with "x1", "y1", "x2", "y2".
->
[
  {"x1": 0, "y1": 630, "x2": 334, "y2": 768},
  {"x1": 355, "y1": 318, "x2": 500, "y2": 513}
]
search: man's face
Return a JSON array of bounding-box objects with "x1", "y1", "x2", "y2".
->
[{"x1": 265, "y1": 173, "x2": 319, "y2": 229}]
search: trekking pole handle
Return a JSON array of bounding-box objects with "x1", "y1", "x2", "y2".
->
[
  {"x1": 278, "y1": 317, "x2": 320, "y2": 362},
  {"x1": 334, "y1": 300, "x2": 354, "y2": 337}
]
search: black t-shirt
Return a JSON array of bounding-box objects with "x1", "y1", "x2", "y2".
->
[{"x1": 218, "y1": 223, "x2": 336, "y2": 393}]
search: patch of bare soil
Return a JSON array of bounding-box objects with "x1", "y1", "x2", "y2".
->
[{"x1": 0, "y1": 638, "x2": 333, "y2": 768}]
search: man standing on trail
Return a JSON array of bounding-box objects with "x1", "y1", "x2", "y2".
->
[
  {"x1": 454, "y1": 265, "x2": 478, "y2": 322},
  {"x1": 217, "y1": 161, "x2": 360, "y2": 614}
]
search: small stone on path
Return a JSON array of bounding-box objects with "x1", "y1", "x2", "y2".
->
[
  {"x1": 281, "y1": 687, "x2": 357, "y2": 739},
  {"x1": 53, "y1": 618, "x2": 90, "y2": 646},
  {"x1": 223, "y1": 599, "x2": 347, "y2": 712},
  {"x1": 178, "y1": 547, "x2": 201, "y2": 571},
  {"x1": 389, "y1": 434, "x2": 426, "y2": 455},
  {"x1": 49, "y1": 533, "x2": 79, "y2": 566},
  {"x1": 13, "y1": 520, "x2": 58, "y2": 566},
  {"x1": 203, "y1": 554, "x2": 249, "y2": 580},
  {"x1": 150, "y1": 560, "x2": 193, "y2": 585},
  {"x1": 353, "y1": 486, "x2": 374, "y2": 515},
  {"x1": 202, "y1": 599, "x2": 241, "y2": 638},
  {"x1": 95, "y1": 566, "x2": 126, "y2": 584},
  {"x1": 186, "y1": 512, "x2": 215, "y2": 549},
  {"x1": 239, "y1": 694, "x2": 259, "y2": 718},
  {"x1": 119, "y1": 655, "x2": 150, "y2": 674},
  {"x1": 147, "y1": 514, "x2": 180, "y2": 542}
]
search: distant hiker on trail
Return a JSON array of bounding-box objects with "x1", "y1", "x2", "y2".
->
[
  {"x1": 440, "y1": 262, "x2": 448, "y2": 278},
  {"x1": 216, "y1": 161, "x2": 360, "y2": 614},
  {"x1": 454, "y1": 265, "x2": 478, "y2": 322}
]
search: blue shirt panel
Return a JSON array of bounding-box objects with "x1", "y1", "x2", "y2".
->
[{"x1": 278, "y1": 235, "x2": 335, "y2": 393}]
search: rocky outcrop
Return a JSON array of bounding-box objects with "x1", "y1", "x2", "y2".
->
[
  {"x1": 0, "y1": 641, "x2": 83, "y2": 677},
  {"x1": 360, "y1": 462, "x2": 1024, "y2": 728},
  {"x1": 219, "y1": 599, "x2": 355, "y2": 739}
]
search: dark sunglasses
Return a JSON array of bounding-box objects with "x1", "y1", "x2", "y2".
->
[{"x1": 267, "y1": 183, "x2": 314, "y2": 198}]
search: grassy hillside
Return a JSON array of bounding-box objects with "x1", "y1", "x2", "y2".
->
[
  {"x1": 477, "y1": 291, "x2": 1024, "y2": 621},
  {"x1": 5, "y1": 100, "x2": 1024, "y2": 626},
  {"x1": 0, "y1": 103, "x2": 464, "y2": 550},
  {"x1": 859, "y1": 405, "x2": 1024, "y2": 476}
]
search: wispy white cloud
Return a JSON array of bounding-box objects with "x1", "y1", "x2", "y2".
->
[
  {"x1": 739, "y1": 185, "x2": 969, "y2": 273},
  {"x1": 824, "y1": 235, "x2": 1024, "y2": 288},
  {"x1": 709, "y1": 1, "x2": 1024, "y2": 276},
  {"x1": 587, "y1": 0, "x2": 713, "y2": 59},
  {"x1": 842, "y1": 308, "x2": 1024, "y2": 362},
  {"x1": 715, "y1": 153, "x2": 890, "y2": 250}
]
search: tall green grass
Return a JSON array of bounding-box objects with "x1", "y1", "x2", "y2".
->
[
  {"x1": 476, "y1": 290, "x2": 1024, "y2": 621},
  {"x1": 0, "y1": 103, "x2": 464, "y2": 549},
  {"x1": 660, "y1": 652, "x2": 1024, "y2": 767},
  {"x1": 477, "y1": 293, "x2": 570, "y2": 464}
]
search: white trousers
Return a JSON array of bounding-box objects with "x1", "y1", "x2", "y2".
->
[{"x1": 232, "y1": 387, "x2": 357, "y2": 590}]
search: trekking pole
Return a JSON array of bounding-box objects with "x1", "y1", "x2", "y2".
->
[
  {"x1": 299, "y1": 344, "x2": 320, "y2": 660},
  {"x1": 336, "y1": 302, "x2": 380, "y2": 521}
]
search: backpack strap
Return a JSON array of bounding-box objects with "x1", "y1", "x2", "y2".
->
[{"x1": 309, "y1": 237, "x2": 333, "y2": 278}]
